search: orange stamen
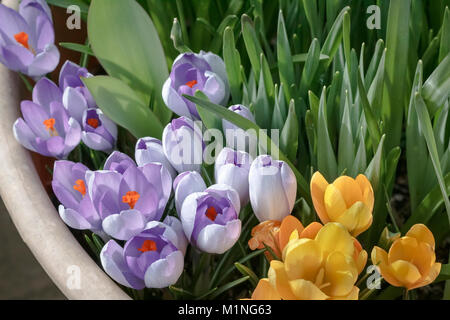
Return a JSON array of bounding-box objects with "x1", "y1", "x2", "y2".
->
[
  {"x1": 138, "y1": 240, "x2": 157, "y2": 253},
  {"x1": 87, "y1": 118, "x2": 99, "y2": 129},
  {"x1": 185, "y1": 80, "x2": 197, "y2": 88},
  {"x1": 122, "y1": 191, "x2": 140, "y2": 209},
  {"x1": 73, "y1": 180, "x2": 86, "y2": 196},
  {"x1": 43, "y1": 118, "x2": 57, "y2": 136},
  {"x1": 205, "y1": 207, "x2": 218, "y2": 221},
  {"x1": 14, "y1": 32, "x2": 30, "y2": 50}
]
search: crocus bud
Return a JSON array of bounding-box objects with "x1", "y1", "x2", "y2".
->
[
  {"x1": 81, "y1": 108, "x2": 117, "y2": 152},
  {"x1": 310, "y1": 172, "x2": 374, "y2": 237},
  {"x1": 100, "y1": 221, "x2": 185, "y2": 289},
  {"x1": 215, "y1": 147, "x2": 253, "y2": 206},
  {"x1": 180, "y1": 184, "x2": 241, "y2": 254},
  {"x1": 135, "y1": 137, "x2": 177, "y2": 179},
  {"x1": 162, "y1": 51, "x2": 229, "y2": 119},
  {"x1": 173, "y1": 171, "x2": 207, "y2": 214},
  {"x1": 222, "y1": 105, "x2": 257, "y2": 151},
  {"x1": 248, "y1": 155, "x2": 297, "y2": 222},
  {"x1": 371, "y1": 224, "x2": 441, "y2": 291},
  {"x1": 162, "y1": 117, "x2": 204, "y2": 173},
  {"x1": 0, "y1": 1, "x2": 59, "y2": 77}
]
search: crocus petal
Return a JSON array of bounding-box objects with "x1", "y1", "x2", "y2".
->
[
  {"x1": 335, "y1": 201, "x2": 372, "y2": 237},
  {"x1": 162, "y1": 216, "x2": 189, "y2": 255},
  {"x1": 102, "y1": 210, "x2": 147, "y2": 241},
  {"x1": 63, "y1": 87, "x2": 87, "y2": 123},
  {"x1": 162, "y1": 78, "x2": 193, "y2": 118},
  {"x1": 278, "y1": 215, "x2": 305, "y2": 253},
  {"x1": 389, "y1": 260, "x2": 422, "y2": 288},
  {"x1": 310, "y1": 172, "x2": 330, "y2": 223},
  {"x1": 144, "y1": 250, "x2": 184, "y2": 288},
  {"x1": 180, "y1": 192, "x2": 205, "y2": 241},
  {"x1": 174, "y1": 171, "x2": 206, "y2": 214},
  {"x1": 405, "y1": 223, "x2": 436, "y2": 250},
  {"x1": 251, "y1": 279, "x2": 281, "y2": 300},
  {"x1": 371, "y1": 246, "x2": 403, "y2": 287},
  {"x1": 324, "y1": 184, "x2": 347, "y2": 221},
  {"x1": 58, "y1": 205, "x2": 92, "y2": 230},
  {"x1": 100, "y1": 240, "x2": 145, "y2": 290},
  {"x1": 82, "y1": 131, "x2": 113, "y2": 151},
  {"x1": 332, "y1": 176, "x2": 363, "y2": 208},
  {"x1": 196, "y1": 219, "x2": 241, "y2": 254},
  {"x1": 13, "y1": 118, "x2": 37, "y2": 152},
  {"x1": 288, "y1": 279, "x2": 329, "y2": 300},
  {"x1": 206, "y1": 184, "x2": 241, "y2": 215},
  {"x1": 268, "y1": 260, "x2": 297, "y2": 300},
  {"x1": 33, "y1": 77, "x2": 62, "y2": 112},
  {"x1": 26, "y1": 43, "x2": 59, "y2": 77},
  {"x1": 355, "y1": 174, "x2": 374, "y2": 212},
  {"x1": 324, "y1": 251, "x2": 358, "y2": 297},
  {"x1": 0, "y1": 44, "x2": 34, "y2": 71},
  {"x1": 315, "y1": 223, "x2": 354, "y2": 258},
  {"x1": 283, "y1": 238, "x2": 322, "y2": 280}
]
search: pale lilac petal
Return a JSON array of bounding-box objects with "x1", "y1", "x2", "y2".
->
[
  {"x1": 144, "y1": 250, "x2": 184, "y2": 288},
  {"x1": 26, "y1": 43, "x2": 59, "y2": 77},
  {"x1": 102, "y1": 209, "x2": 147, "y2": 241},
  {"x1": 196, "y1": 220, "x2": 241, "y2": 254}
]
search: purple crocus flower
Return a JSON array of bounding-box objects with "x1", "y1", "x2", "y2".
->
[
  {"x1": 248, "y1": 155, "x2": 297, "y2": 222},
  {"x1": 180, "y1": 184, "x2": 241, "y2": 254},
  {"x1": 51, "y1": 160, "x2": 103, "y2": 235},
  {"x1": 162, "y1": 51, "x2": 229, "y2": 119},
  {"x1": 81, "y1": 108, "x2": 117, "y2": 152},
  {"x1": 100, "y1": 220, "x2": 185, "y2": 289},
  {"x1": 162, "y1": 117, "x2": 204, "y2": 173},
  {"x1": 0, "y1": 0, "x2": 59, "y2": 77},
  {"x1": 60, "y1": 61, "x2": 96, "y2": 123},
  {"x1": 103, "y1": 151, "x2": 136, "y2": 174},
  {"x1": 13, "y1": 78, "x2": 81, "y2": 159},
  {"x1": 173, "y1": 171, "x2": 207, "y2": 214},
  {"x1": 135, "y1": 137, "x2": 177, "y2": 179},
  {"x1": 215, "y1": 148, "x2": 253, "y2": 206},
  {"x1": 86, "y1": 152, "x2": 172, "y2": 240}
]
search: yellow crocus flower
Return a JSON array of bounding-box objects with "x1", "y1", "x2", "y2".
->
[
  {"x1": 310, "y1": 172, "x2": 374, "y2": 237},
  {"x1": 371, "y1": 224, "x2": 441, "y2": 291}
]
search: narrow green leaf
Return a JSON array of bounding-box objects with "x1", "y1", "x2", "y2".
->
[
  {"x1": 59, "y1": 42, "x2": 94, "y2": 56},
  {"x1": 277, "y1": 10, "x2": 295, "y2": 101},
  {"x1": 170, "y1": 18, "x2": 192, "y2": 53},
  {"x1": 241, "y1": 14, "x2": 264, "y2": 81},
  {"x1": 234, "y1": 263, "x2": 259, "y2": 287},
  {"x1": 422, "y1": 54, "x2": 450, "y2": 116},
  {"x1": 280, "y1": 100, "x2": 299, "y2": 162},
  {"x1": 439, "y1": 7, "x2": 450, "y2": 63},
  {"x1": 223, "y1": 27, "x2": 242, "y2": 104},
  {"x1": 210, "y1": 276, "x2": 250, "y2": 299}
]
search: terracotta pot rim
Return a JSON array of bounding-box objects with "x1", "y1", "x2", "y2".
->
[{"x1": 0, "y1": 0, "x2": 129, "y2": 300}]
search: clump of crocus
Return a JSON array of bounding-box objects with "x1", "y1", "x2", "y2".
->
[
  {"x1": 310, "y1": 172, "x2": 374, "y2": 237},
  {"x1": 371, "y1": 224, "x2": 441, "y2": 291},
  {"x1": 13, "y1": 78, "x2": 81, "y2": 159},
  {"x1": 215, "y1": 147, "x2": 253, "y2": 206},
  {"x1": 249, "y1": 155, "x2": 297, "y2": 222},
  {"x1": 249, "y1": 221, "x2": 367, "y2": 300},
  {"x1": 100, "y1": 219, "x2": 186, "y2": 289},
  {"x1": 180, "y1": 184, "x2": 241, "y2": 254},
  {"x1": 0, "y1": 0, "x2": 59, "y2": 77},
  {"x1": 162, "y1": 51, "x2": 229, "y2": 119},
  {"x1": 162, "y1": 116, "x2": 204, "y2": 173}
]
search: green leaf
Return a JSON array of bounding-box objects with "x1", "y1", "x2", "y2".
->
[
  {"x1": 302, "y1": 0, "x2": 321, "y2": 39},
  {"x1": 59, "y1": 42, "x2": 94, "y2": 56},
  {"x1": 365, "y1": 135, "x2": 385, "y2": 192},
  {"x1": 241, "y1": 14, "x2": 264, "y2": 81},
  {"x1": 413, "y1": 93, "x2": 450, "y2": 224},
  {"x1": 277, "y1": 10, "x2": 295, "y2": 101},
  {"x1": 88, "y1": 0, "x2": 171, "y2": 124},
  {"x1": 183, "y1": 94, "x2": 311, "y2": 199},
  {"x1": 317, "y1": 87, "x2": 338, "y2": 181},
  {"x1": 223, "y1": 27, "x2": 243, "y2": 104},
  {"x1": 280, "y1": 100, "x2": 299, "y2": 162},
  {"x1": 194, "y1": 91, "x2": 222, "y2": 131},
  {"x1": 46, "y1": 0, "x2": 88, "y2": 20},
  {"x1": 436, "y1": 264, "x2": 450, "y2": 282},
  {"x1": 292, "y1": 53, "x2": 329, "y2": 63},
  {"x1": 381, "y1": 0, "x2": 411, "y2": 150},
  {"x1": 439, "y1": 7, "x2": 450, "y2": 63},
  {"x1": 83, "y1": 76, "x2": 164, "y2": 139},
  {"x1": 338, "y1": 91, "x2": 354, "y2": 174},
  {"x1": 234, "y1": 263, "x2": 259, "y2": 287},
  {"x1": 170, "y1": 18, "x2": 192, "y2": 53},
  {"x1": 321, "y1": 6, "x2": 351, "y2": 69},
  {"x1": 422, "y1": 54, "x2": 450, "y2": 116},
  {"x1": 299, "y1": 38, "x2": 321, "y2": 99},
  {"x1": 209, "y1": 276, "x2": 250, "y2": 299}
]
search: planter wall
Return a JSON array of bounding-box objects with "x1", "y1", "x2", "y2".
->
[{"x1": 0, "y1": 0, "x2": 129, "y2": 300}]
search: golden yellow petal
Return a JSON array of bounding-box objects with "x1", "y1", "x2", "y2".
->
[
  {"x1": 324, "y1": 185, "x2": 348, "y2": 220},
  {"x1": 335, "y1": 201, "x2": 372, "y2": 236},
  {"x1": 388, "y1": 236, "x2": 419, "y2": 265},
  {"x1": 299, "y1": 222, "x2": 323, "y2": 239},
  {"x1": 268, "y1": 260, "x2": 297, "y2": 300},
  {"x1": 409, "y1": 262, "x2": 442, "y2": 290},
  {"x1": 288, "y1": 279, "x2": 329, "y2": 300},
  {"x1": 355, "y1": 174, "x2": 374, "y2": 212},
  {"x1": 310, "y1": 172, "x2": 330, "y2": 224},
  {"x1": 278, "y1": 215, "x2": 304, "y2": 252},
  {"x1": 406, "y1": 224, "x2": 436, "y2": 250},
  {"x1": 356, "y1": 249, "x2": 368, "y2": 275},
  {"x1": 315, "y1": 222, "x2": 355, "y2": 258},
  {"x1": 371, "y1": 246, "x2": 403, "y2": 287},
  {"x1": 329, "y1": 286, "x2": 360, "y2": 300},
  {"x1": 251, "y1": 278, "x2": 281, "y2": 300},
  {"x1": 323, "y1": 251, "x2": 358, "y2": 297},
  {"x1": 284, "y1": 238, "x2": 323, "y2": 281},
  {"x1": 332, "y1": 176, "x2": 363, "y2": 207},
  {"x1": 389, "y1": 260, "x2": 422, "y2": 288}
]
